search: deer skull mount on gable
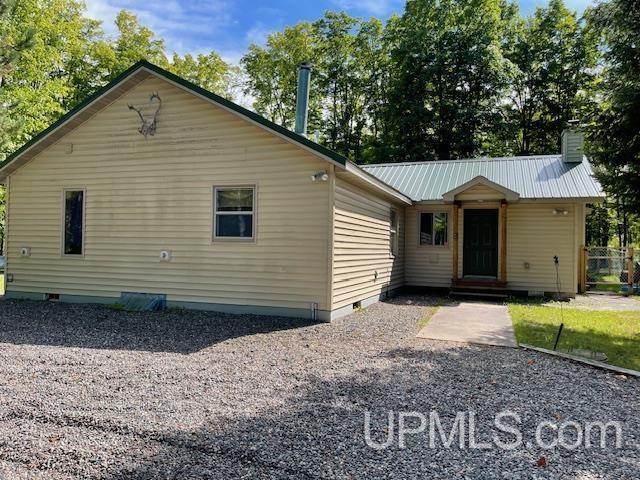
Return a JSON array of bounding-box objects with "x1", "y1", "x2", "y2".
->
[{"x1": 127, "y1": 92, "x2": 162, "y2": 138}]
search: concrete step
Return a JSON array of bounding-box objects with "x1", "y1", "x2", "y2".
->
[{"x1": 450, "y1": 290, "x2": 508, "y2": 300}]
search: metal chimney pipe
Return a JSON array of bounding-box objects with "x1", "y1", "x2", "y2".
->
[{"x1": 294, "y1": 61, "x2": 312, "y2": 136}]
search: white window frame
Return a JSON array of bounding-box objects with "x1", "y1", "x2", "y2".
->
[
  {"x1": 418, "y1": 211, "x2": 449, "y2": 247},
  {"x1": 212, "y1": 185, "x2": 256, "y2": 242},
  {"x1": 390, "y1": 208, "x2": 399, "y2": 257},
  {"x1": 61, "y1": 187, "x2": 86, "y2": 257}
]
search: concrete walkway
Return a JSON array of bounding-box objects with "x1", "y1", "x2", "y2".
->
[{"x1": 417, "y1": 301, "x2": 517, "y2": 347}]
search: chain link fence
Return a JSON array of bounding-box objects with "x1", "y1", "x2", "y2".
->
[{"x1": 585, "y1": 246, "x2": 638, "y2": 293}]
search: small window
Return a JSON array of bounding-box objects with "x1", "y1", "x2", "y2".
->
[
  {"x1": 214, "y1": 186, "x2": 255, "y2": 240},
  {"x1": 64, "y1": 190, "x2": 84, "y2": 255},
  {"x1": 419, "y1": 212, "x2": 448, "y2": 246},
  {"x1": 390, "y1": 209, "x2": 399, "y2": 256}
]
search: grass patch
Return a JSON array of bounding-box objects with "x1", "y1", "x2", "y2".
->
[
  {"x1": 509, "y1": 302, "x2": 640, "y2": 371},
  {"x1": 0, "y1": 275, "x2": 4, "y2": 295},
  {"x1": 417, "y1": 298, "x2": 448, "y2": 329}
]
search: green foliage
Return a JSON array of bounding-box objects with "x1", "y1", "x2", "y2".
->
[
  {"x1": 0, "y1": 0, "x2": 100, "y2": 157},
  {"x1": 169, "y1": 52, "x2": 241, "y2": 101},
  {"x1": 0, "y1": 0, "x2": 36, "y2": 254},
  {"x1": 383, "y1": 0, "x2": 510, "y2": 162},
  {"x1": 242, "y1": 22, "x2": 318, "y2": 129},
  {"x1": 496, "y1": 0, "x2": 597, "y2": 155},
  {"x1": 586, "y1": 0, "x2": 640, "y2": 213},
  {"x1": 241, "y1": 13, "x2": 391, "y2": 161},
  {"x1": 586, "y1": 204, "x2": 614, "y2": 246}
]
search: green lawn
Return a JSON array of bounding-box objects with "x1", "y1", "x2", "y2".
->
[
  {"x1": 588, "y1": 274, "x2": 626, "y2": 293},
  {"x1": 509, "y1": 302, "x2": 640, "y2": 371}
]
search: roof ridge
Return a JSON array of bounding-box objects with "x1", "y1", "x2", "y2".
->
[{"x1": 361, "y1": 154, "x2": 561, "y2": 168}]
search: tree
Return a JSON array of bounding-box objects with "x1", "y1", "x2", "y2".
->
[
  {"x1": 104, "y1": 10, "x2": 167, "y2": 75},
  {"x1": 169, "y1": 52, "x2": 241, "y2": 100},
  {"x1": 0, "y1": 0, "x2": 101, "y2": 157},
  {"x1": 0, "y1": 0, "x2": 35, "y2": 253},
  {"x1": 312, "y1": 13, "x2": 391, "y2": 161},
  {"x1": 586, "y1": 204, "x2": 614, "y2": 246},
  {"x1": 382, "y1": 0, "x2": 510, "y2": 163},
  {"x1": 242, "y1": 23, "x2": 318, "y2": 129},
  {"x1": 524, "y1": 0, "x2": 595, "y2": 154},
  {"x1": 587, "y1": 0, "x2": 640, "y2": 214}
]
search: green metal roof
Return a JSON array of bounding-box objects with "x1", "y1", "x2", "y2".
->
[
  {"x1": 0, "y1": 60, "x2": 349, "y2": 173},
  {"x1": 362, "y1": 155, "x2": 605, "y2": 201}
]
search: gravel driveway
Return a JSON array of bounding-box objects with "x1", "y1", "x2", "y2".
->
[{"x1": 0, "y1": 296, "x2": 638, "y2": 479}]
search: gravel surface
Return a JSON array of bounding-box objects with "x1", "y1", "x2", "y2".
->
[{"x1": 0, "y1": 295, "x2": 638, "y2": 479}]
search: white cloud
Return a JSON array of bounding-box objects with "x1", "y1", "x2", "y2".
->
[
  {"x1": 330, "y1": 0, "x2": 403, "y2": 16},
  {"x1": 245, "y1": 22, "x2": 274, "y2": 46},
  {"x1": 84, "y1": 0, "x2": 233, "y2": 55}
]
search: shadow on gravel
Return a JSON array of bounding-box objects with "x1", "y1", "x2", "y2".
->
[
  {"x1": 0, "y1": 300, "x2": 317, "y2": 354},
  {"x1": 97, "y1": 346, "x2": 637, "y2": 479}
]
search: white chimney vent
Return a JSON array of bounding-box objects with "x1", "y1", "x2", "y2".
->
[{"x1": 562, "y1": 121, "x2": 584, "y2": 163}]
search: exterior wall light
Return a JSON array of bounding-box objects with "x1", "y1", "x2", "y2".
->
[
  {"x1": 552, "y1": 208, "x2": 569, "y2": 216},
  {"x1": 311, "y1": 171, "x2": 329, "y2": 182}
]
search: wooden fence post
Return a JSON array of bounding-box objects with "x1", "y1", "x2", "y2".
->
[
  {"x1": 578, "y1": 245, "x2": 586, "y2": 294},
  {"x1": 628, "y1": 246, "x2": 635, "y2": 295}
]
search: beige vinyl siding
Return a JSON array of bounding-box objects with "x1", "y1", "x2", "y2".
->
[
  {"x1": 6, "y1": 76, "x2": 331, "y2": 311},
  {"x1": 455, "y1": 184, "x2": 506, "y2": 201},
  {"x1": 506, "y1": 203, "x2": 576, "y2": 293},
  {"x1": 331, "y1": 178, "x2": 404, "y2": 309},
  {"x1": 405, "y1": 202, "x2": 580, "y2": 294},
  {"x1": 405, "y1": 205, "x2": 453, "y2": 287}
]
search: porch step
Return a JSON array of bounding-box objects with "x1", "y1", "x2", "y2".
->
[
  {"x1": 450, "y1": 283, "x2": 509, "y2": 300},
  {"x1": 450, "y1": 290, "x2": 508, "y2": 300},
  {"x1": 452, "y1": 278, "x2": 507, "y2": 289}
]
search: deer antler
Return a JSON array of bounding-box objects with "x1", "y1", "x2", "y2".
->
[
  {"x1": 127, "y1": 93, "x2": 162, "y2": 138},
  {"x1": 127, "y1": 103, "x2": 146, "y2": 123}
]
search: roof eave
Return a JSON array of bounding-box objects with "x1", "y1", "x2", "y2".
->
[{"x1": 344, "y1": 161, "x2": 413, "y2": 205}]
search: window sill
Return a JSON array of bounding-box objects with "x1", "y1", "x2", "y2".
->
[{"x1": 212, "y1": 237, "x2": 255, "y2": 243}]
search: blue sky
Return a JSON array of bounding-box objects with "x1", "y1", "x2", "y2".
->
[{"x1": 86, "y1": 0, "x2": 595, "y2": 64}]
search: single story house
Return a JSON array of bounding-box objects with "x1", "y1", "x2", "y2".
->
[{"x1": 0, "y1": 60, "x2": 605, "y2": 321}]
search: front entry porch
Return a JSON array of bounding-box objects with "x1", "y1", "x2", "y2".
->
[{"x1": 451, "y1": 197, "x2": 510, "y2": 297}]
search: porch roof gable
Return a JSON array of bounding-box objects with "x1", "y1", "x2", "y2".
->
[{"x1": 441, "y1": 175, "x2": 520, "y2": 202}]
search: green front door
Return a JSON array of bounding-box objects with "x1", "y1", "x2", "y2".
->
[{"x1": 463, "y1": 209, "x2": 499, "y2": 277}]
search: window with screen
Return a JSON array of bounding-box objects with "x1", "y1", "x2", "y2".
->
[
  {"x1": 214, "y1": 187, "x2": 255, "y2": 240},
  {"x1": 419, "y1": 212, "x2": 448, "y2": 246},
  {"x1": 64, "y1": 190, "x2": 84, "y2": 255}
]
